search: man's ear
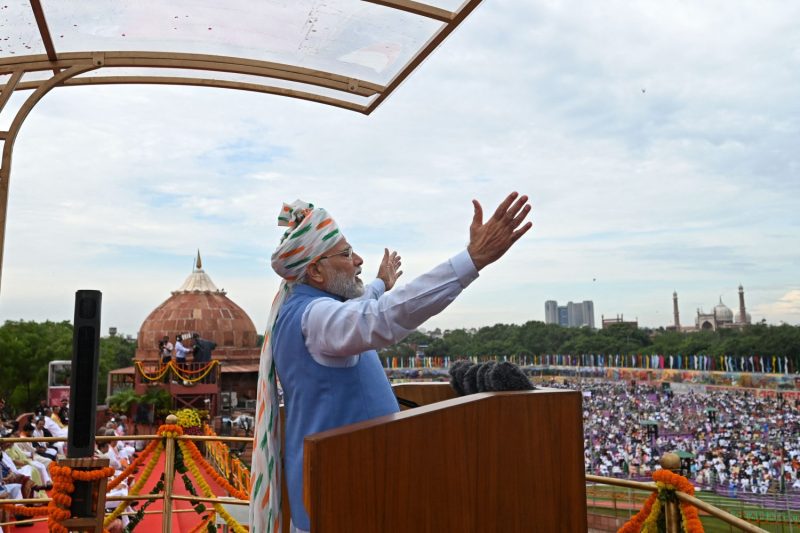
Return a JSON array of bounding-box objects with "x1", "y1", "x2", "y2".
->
[{"x1": 305, "y1": 262, "x2": 325, "y2": 285}]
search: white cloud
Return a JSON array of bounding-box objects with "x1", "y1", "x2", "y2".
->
[
  {"x1": 1, "y1": 1, "x2": 799, "y2": 334},
  {"x1": 753, "y1": 290, "x2": 800, "y2": 325}
]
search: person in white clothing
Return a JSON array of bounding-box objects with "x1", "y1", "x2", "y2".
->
[
  {"x1": 96, "y1": 441, "x2": 133, "y2": 527},
  {"x1": 32, "y1": 417, "x2": 62, "y2": 459},
  {"x1": 42, "y1": 409, "x2": 68, "y2": 457},
  {"x1": 103, "y1": 428, "x2": 133, "y2": 465}
]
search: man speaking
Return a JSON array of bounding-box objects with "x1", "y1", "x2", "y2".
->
[{"x1": 250, "y1": 192, "x2": 532, "y2": 533}]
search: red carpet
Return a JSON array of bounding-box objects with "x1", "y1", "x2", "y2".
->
[{"x1": 19, "y1": 448, "x2": 232, "y2": 533}]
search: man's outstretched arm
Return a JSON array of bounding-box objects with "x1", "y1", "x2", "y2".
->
[{"x1": 304, "y1": 192, "x2": 532, "y2": 357}]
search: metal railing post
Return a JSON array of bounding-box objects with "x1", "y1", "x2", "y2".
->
[
  {"x1": 660, "y1": 453, "x2": 682, "y2": 533},
  {"x1": 161, "y1": 414, "x2": 178, "y2": 533}
]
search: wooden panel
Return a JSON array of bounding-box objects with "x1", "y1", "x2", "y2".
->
[
  {"x1": 304, "y1": 388, "x2": 586, "y2": 532},
  {"x1": 392, "y1": 382, "x2": 457, "y2": 409}
]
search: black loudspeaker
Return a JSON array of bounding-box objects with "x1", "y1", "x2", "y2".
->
[
  {"x1": 67, "y1": 290, "x2": 102, "y2": 458},
  {"x1": 68, "y1": 290, "x2": 102, "y2": 518}
]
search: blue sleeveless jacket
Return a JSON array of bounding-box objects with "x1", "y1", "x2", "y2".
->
[{"x1": 273, "y1": 283, "x2": 400, "y2": 530}]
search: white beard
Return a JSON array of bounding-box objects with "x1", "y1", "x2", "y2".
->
[{"x1": 325, "y1": 268, "x2": 364, "y2": 300}]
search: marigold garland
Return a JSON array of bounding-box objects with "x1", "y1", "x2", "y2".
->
[
  {"x1": 158, "y1": 423, "x2": 185, "y2": 438},
  {"x1": 122, "y1": 474, "x2": 164, "y2": 533},
  {"x1": 188, "y1": 511, "x2": 216, "y2": 533},
  {"x1": 182, "y1": 439, "x2": 249, "y2": 500},
  {"x1": 136, "y1": 360, "x2": 219, "y2": 383},
  {"x1": 46, "y1": 463, "x2": 115, "y2": 533},
  {"x1": 0, "y1": 503, "x2": 50, "y2": 517},
  {"x1": 617, "y1": 492, "x2": 657, "y2": 533},
  {"x1": 107, "y1": 438, "x2": 160, "y2": 491},
  {"x1": 203, "y1": 424, "x2": 251, "y2": 497},
  {"x1": 617, "y1": 469, "x2": 705, "y2": 533},
  {"x1": 178, "y1": 440, "x2": 247, "y2": 533},
  {"x1": 103, "y1": 441, "x2": 164, "y2": 527},
  {"x1": 35, "y1": 423, "x2": 245, "y2": 533}
]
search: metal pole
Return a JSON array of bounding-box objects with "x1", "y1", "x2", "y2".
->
[
  {"x1": 660, "y1": 453, "x2": 682, "y2": 533},
  {"x1": 162, "y1": 414, "x2": 178, "y2": 533}
]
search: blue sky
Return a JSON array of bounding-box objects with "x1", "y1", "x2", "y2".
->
[{"x1": 1, "y1": 0, "x2": 799, "y2": 336}]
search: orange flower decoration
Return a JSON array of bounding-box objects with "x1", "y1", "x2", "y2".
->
[{"x1": 618, "y1": 470, "x2": 705, "y2": 533}]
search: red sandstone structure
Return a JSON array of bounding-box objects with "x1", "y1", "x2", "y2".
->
[{"x1": 117, "y1": 252, "x2": 261, "y2": 415}]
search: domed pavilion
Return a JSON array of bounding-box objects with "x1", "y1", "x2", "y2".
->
[
  {"x1": 131, "y1": 252, "x2": 262, "y2": 414},
  {"x1": 136, "y1": 253, "x2": 260, "y2": 363}
]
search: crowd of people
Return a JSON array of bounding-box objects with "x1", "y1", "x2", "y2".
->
[
  {"x1": 95, "y1": 416, "x2": 138, "y2": 530},
  {"x1": 1, "y1": 395, "x2": 138, "y2": 531},
  {"x1": 557, "y1": 379, "x2": 800, "y2": 496},
  {"x1": 1, "y1": 397, "x2": 70, "y2": 508}
]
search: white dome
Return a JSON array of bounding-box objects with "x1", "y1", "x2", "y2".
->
[{"x1": 714, "y1": 298, "x2": 734, "y2": 322}]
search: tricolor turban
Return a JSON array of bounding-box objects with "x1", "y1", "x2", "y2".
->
[{"x1": 270, "y1": 199, "x2": 342, "y2": 281}]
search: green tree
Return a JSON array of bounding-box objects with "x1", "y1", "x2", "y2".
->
[{"x1": 0, "y1": 320, "x2": 72, "y2": 412}]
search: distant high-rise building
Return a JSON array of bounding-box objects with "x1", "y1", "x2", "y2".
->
[
  {"x1": 545, "y1": 300, "x2": 558, "y2": 325},
  {"x1": 567, "y1": 301, "x2": 583, "y2": 328},
  {"x1": 581, "y1": 301, "x2": 595, "y2": 329},
  {"x1": 545, "y1": 299, "x2": 595, "y2": 328},
  {"x1": 557, "y1": 306, "x2": 569, "y2": 327}
]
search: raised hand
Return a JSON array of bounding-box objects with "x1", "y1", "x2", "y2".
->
[
  {"x1": 467, "y1": 192, "x2": 533, "y2": 271},
  {"x1": 377, "y1": 248, "x2": 403, "y2": 290}
]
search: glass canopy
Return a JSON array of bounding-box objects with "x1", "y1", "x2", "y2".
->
[{"x1": 0, "y1": 0, "x2": 485, "y2": 113}]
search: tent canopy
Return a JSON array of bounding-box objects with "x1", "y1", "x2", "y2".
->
[
  {"x1": 1, "y1": 0, "x2": 483, "y2": 113},
  {"x1": 0, "y1": 0, "x2": 484, "y2": 291}
]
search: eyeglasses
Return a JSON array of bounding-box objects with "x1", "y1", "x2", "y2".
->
[{"x1": 317, "y1": 246, "x2": 353, "y2": 261}]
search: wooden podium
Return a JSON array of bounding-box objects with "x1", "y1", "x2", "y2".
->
[{"x1": 302, "y1": 386, "x2": 586, "y2": 532}]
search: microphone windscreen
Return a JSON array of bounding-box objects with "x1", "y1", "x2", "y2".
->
[
  {"x1": 489, "y1": 361, "x2": 535, "y2": 391},
  {"x1": 448, "y1": 360, "x2": 472, "y2": 396}
]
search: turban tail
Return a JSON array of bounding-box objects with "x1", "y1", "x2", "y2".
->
[{"x1": 250, "y1": 200, "x2": 341, "y2": 533}]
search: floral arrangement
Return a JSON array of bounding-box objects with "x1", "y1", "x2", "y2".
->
[
  {"x1": 173, "y1": 408, "x2": 207, "y2": 436},
  {"x1": 122, "y1": 474, "x2": 165, "y2": 533},
  {"x1": 25, "y1": 420, "x2": 247, "y2": 533},
  {"x1": 103, "y1": 440, "x2": 165, "y2": 527},
  {"x1": 0, "y1": 502, "x2": 49, "y2": 518},
  {"x1": 47, "y1": 463, "x2": 116, "y2": 533},
  {"x1": 618, "y1": 469, "x2": 704, "y2": 533},
  {"x1": 135, "y1": 360, "x2": 220, "y2": 384},
  {"x1": 178, "y1": 439, "x2": 248, "y2": 533}
]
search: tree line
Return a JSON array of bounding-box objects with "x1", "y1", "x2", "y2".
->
[
  {"x1": 2, "y1": 319, "x2": 798, "y2": 413},
  {"x1": 381, "y1": 321, "x2": 800, "y2": 365},
  {"x1": 0, "y1": 320, "x2": 136, "y2": 414}
]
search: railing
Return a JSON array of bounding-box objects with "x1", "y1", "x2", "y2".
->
[
  {"x1": 3, "y1": 431, "x2": 787, "y2": 532},
  {"x1": 203, "y1": 424, "x2": 251, "y2": 497},
  {"x1": 0, "y1": 415, "x2": 252, "y2": 533},
  {"x1": 586, "y1": 474, "x2": 800, "y2": 533},
  {"x1": 135, "y1": 360, "x2": 221, "y2": 385}
]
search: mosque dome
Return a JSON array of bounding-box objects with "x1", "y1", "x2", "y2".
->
[
  {"x1": 714, "y1": 298, "x2": 734, "y2": 323},
  {"x1": 135, "y1": 252, "x2": 261, "y2": 363}
]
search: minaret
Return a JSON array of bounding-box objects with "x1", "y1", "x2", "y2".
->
[
  {"x1": 673, "y1": 291, "x2": 680, "y2": 330},
  {"x1": 738, "y1": 284, "x2": 747, "y2": 324}
]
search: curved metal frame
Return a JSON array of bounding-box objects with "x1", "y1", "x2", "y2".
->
[
  {"x1": 0, "y1": 0, "x2": 483, "y2": 292},
  {"x1": 0, "y1": 62, "x2": 97, "y2": 291}
]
